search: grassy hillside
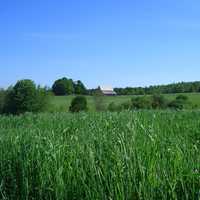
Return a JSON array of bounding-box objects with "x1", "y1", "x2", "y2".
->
[
  {"x1": 49, "y1": 93, "x2": 200, "y2": 112},
  {"x1": 0, "y1": 111, "x2": 200, "y2": 199}
]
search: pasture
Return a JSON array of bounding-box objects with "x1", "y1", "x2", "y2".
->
[
  {"x1": 0, "y1": 111, "x2": 200, "y2": 199},
  {"x1": 49, "y1": 93, "x2": 200, "y2": 112}
]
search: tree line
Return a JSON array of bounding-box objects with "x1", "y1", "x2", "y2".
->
[
  {"x1": 114, "y1": 81, "x2": 200, "y2": 95},
  {"x1": 0, "y1": 77, "x2": 89, "y2": 115},
  {"x1": 0, "y1": 78, "x2": 200, "y2": 115},
  {"x1": 52, "y1": 77, "x2": 87, "y2": 95}
]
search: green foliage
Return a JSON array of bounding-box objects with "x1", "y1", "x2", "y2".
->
[
  {"x1": 3, "y1": 80, "x2": 49, "y2": 114},
  {"x1": 169, "y1": 95, "x2": 191, "y2": 110},
  {"x1": 119, "y1": 101, "x2": 132, "y2": 110},
  {"x1": 93, "y1": 87, "x2": 106, "y2": 111},
  {"x1": 151, "y1": 94, "x2": 168, "y2": 109},
  {"x1": 176, "y1": 94, "x2": 189, "y2": 101},
  {"x1": 115, "y1": 81, "x2": 200, "y2": 95},
  {"x1": 0, "y1": 111, "x2": 200, "y2": 199},
  {"x1": 0, "y1": 89, "x2": 6, "y2": 114},
  {"x1": 52, "y1": 77, "x2": 74, "y2": 95},
  {"x1": 107, "y1": 102, "x2": 119, "y2": 112},
  {"x1": 131, "y1": 96, "x2": 152, "y2": 109},
  {"x1": 49, "y1": 93, "x2": 200, "y2": 113},
  {"x1": 74, "y1": 80, "x2": 87, "y2": 95},
  {"x1": 36, "y1": 86, "x2": 50, "y2": 112},
  {"x1": 69, "y1": 96, "x2": 88, "y2": 112}
]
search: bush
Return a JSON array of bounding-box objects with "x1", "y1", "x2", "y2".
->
[
  {"x1": 176, "y1": 94, "x2": 189, "y2": 101},
  {"x1": 93, "y1": 88, "x2": 106, "y2": 111},
  {"x1": 168, "y1": 95, "x2": 191, "y2": 110},
  {"x1": 3, "y1": 80, "x2": 49, "y2": 114},
  {"x1": 107, "y1": 102, "x2": 119, "y2": 112},
  {"x1": 36, "y1": 86, "x2": 50, "y2": 112},
  {"x1": 119, "y1": 101, "x2": 132, "y2": 111},
  {"x1": 69, "y1": 96, "x2": 88, "y2": 113},
  {"x1": 131, "y1": 96, "x2": 152, "y2": 109},
  {"x1": 151, "y1": 94, "x2": 168, "y2": 109}
]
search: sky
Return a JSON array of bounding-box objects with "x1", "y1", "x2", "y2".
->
[{"x1": 1, "y1": 0, "x2": 200, "y2": 89}]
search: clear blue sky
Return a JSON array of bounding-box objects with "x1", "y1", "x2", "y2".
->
[{"x1": 1, "y1": 0, "x2": 200, "y2": 88}]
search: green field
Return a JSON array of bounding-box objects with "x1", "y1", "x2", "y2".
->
[
  {"x1": 49, "y1": 93, "x2": 200, "y2": 112},
  {"x1": 0, "y1": 111, "x2": 200, "y2": 199}
]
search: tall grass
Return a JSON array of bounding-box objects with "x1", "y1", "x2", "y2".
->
[{"x1": 0, "y1": 111, "x2": 200, "y2": 199}]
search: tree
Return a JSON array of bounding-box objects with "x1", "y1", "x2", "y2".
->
[
  {"x1": 3, "y1": 79, "x2": 49, "y2": 114},
  {"x1": 0, "y1": 89, "x2": 6, "y2": 114},
  {"x1": 74, "y1": 80, "x2": 87, "y2": 95},
  {"x1": 52, "y1": 78, "x2": 74, "y2": 96},
  {"x1": 67, "y1": 79, "x2": 75, "y2": 94},
  {"x1": 36, "y1": 86, "x2": 50, "y2": 112},
  {"x1": 69, "y1": 96, "x2": 88, "y2": 113}
]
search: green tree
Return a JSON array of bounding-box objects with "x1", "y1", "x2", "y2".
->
[
  {"x1": 52, "y1": 78, "x2": 74, "y2": 95},
  {"x1": 69, "y1": 96, "x2": 88, "y2": 112},
  {"x1": 36, "y1": 86, "x2": 50, "y2": 112},
  {"x1": 0, "y1": 89, "x2": 6, "y2": 114},
  {"x1": 3, "y1": 79, "x2": 49, "y2": 114},
  {"x1": 74, "y1": 80, "x2": 87, "y2": 95}
]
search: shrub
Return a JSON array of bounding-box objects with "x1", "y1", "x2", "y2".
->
[
  {"x1": 168, "y1": 95, "x2": 191, "y2": 110},
  {"x1": 3, "y1": 80, "x2": 49, "y2": 114},
  {"x1": 131, "y1": 96, "x2": 152, "y2": 109},
  {"x1": 93, "y1": 88, "x2": 106, "y2": 111},
  {"x1": 176, "y1": 94, "x2": 189, "y2": 101},
  {"x1": 119, "y1": 101, "x2": 132, "y2": 111},
  {"x1": 107, "y1": 102, "x2": 119, "y2": 112},
  {"x1": 69, "y1": 96, "x2": 88, "y2": 113},
  {"x1": 36, "y1": 86, "x2": 50, "y2": 112},
  {"x1": 151, "y1": 94, "x2": 168, "y2": 109}
]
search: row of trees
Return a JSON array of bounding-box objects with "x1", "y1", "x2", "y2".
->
[
  {"x1": 114, "y1": 81, "x2": 200, "y2": 95},
  {"x1": 0, "y1": 78, "x2": 89, "y2": 115},
  {"x1": 53, "y1": 80, "x2": 200, "y2": 96},
  {"x1": 0, "y1": 79, "x2": 194, "y2": 115},
  {"x1": 52, "y1": 78, "x2": 87, "y2": 96}
]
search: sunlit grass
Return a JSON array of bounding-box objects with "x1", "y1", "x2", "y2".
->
[
  {"x1": 0, "y1": 111, "x2": 200, "y2": 199},
  {"x1": 49, "y1": 93, "x2": 200, "y2": 112}
]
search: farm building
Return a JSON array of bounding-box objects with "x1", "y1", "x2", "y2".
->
[{"x1": 100, "y1": 86, "x2": 117, "y2": 96}]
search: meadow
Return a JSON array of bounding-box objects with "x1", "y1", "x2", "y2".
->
[
  {"x1": 49, "y1": 93, "x2": 200, "y2": 112},
  {"x1": 0, "y1": 111, "x2": 200, "y2": 199}
]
